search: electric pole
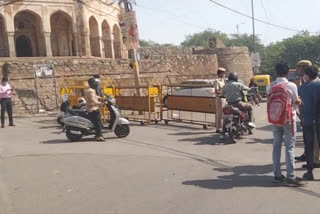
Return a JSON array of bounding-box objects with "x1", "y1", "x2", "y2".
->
[
  {"x1": 251, "y1": 0, "x2": 256, "y2": 53},
  {"x1": 122, "y1": 0, "x2": 141, "y2": 95}
]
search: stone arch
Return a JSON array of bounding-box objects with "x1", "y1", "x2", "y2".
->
[
  {"x1": 14, "y1": 10, "x2": 45, "y2": 57},
  {"x1": 50, "y1": 11, "x2": 74, "y2": 56},
  {"x1": 0, "y1": 14, "x2": 8, "y2": 57},
  {"x1": 49, "y1": 9, "x2": 73, "y2": 19},
  {"x1": 89, "y1": 16, "x2": 101, "y2": 57},
  {"x1": 16, "y1": 35, "x2": 33, "y2": 57},
  {"x1": 101, "y1": 20, "x2": 112, "y2": 58},
  {"x1": 113, "y1": 24, "x2": 121, "y2": 59}
]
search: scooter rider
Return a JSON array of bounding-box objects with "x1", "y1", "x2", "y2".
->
[
  {"x1": 222, "y1": 72, "x2": 255, "y2": 127},
  {"x1": 85, "y1": 78, "x2": 104, "y2": 141}
]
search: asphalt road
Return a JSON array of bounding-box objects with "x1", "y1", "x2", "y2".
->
[{"x1": 0, "y1": 103, "x2": 319, "y2": 214}]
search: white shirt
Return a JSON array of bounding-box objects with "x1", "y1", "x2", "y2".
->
[{"x1": 266, "y1": 77, "x2": 299, "y2": 114}]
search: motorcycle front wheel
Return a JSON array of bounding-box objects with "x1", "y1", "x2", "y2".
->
[{"x1": 115, "y1": 124, "x2": 130, "y2": 138}]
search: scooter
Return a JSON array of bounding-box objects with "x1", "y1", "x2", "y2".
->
[
  {"x1": 63, "y1": 95, "x2": 130, "y2": 142},
  {"x1": 221, "y1": 104, "x2": 255, "y2": 143},
  {"x1": 57, "y1": 94, "x2": 86, "y2": 126}
]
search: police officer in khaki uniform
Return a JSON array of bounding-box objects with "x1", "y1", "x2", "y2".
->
[{"x1": 214, "y1": 67, "x2": 226, "y2": 133}]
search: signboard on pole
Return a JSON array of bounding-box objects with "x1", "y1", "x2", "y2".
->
[
  {"x1": 33, "y1": 64, "x2": 59, "y2": 111},
  {"x1": 119, "y1": 11, "x2": 139, "y2": 50},
  {"x1": 33, "y1": 64, "x2": 54, "y2": 78}
]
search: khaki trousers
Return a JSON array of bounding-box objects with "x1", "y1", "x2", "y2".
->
[{"x1": 215, "y1": 97, "x2": 226, "y2": 130}]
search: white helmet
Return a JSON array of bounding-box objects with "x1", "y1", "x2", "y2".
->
[{"x1": 77, "y1": 97, "x2": 86, "y2": 104}]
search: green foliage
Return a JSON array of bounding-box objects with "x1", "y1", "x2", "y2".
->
[
  {"x1": 181, "y1": 29, "x2": 230, "y2": 48},
  {"x1": 139, "y1": 39, "x2": 173, "y2": 47},
  {"x1": 139, "y1": 39, "x2": 159, "y2": 47},
  {"x1": 180, "y1": 30, "x2": 320, "y2": 76},
  {"x1": 229, "y1": 34, "x2": 264, "y2": 53}
]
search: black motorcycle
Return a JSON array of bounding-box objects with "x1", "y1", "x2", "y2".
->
[{"x1": 222, "y1": 105, "x2": 254, "y2": 143}]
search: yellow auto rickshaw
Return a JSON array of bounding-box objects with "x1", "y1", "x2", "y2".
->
[{"x1": 253, "y1": 75, "x2": 271, "y2": 97}]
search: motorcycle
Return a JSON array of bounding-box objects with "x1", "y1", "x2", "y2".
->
[
  {"x1": 221, "y1": 104, "x2": 254, "y2": 143},
  {"x1": 247, "y1": 88, "x2": 260, "y2": 106},
  {"x1": 63, "y1": 95, "x2": 130, "y2": 142}
]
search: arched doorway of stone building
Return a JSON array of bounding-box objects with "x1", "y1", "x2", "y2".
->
[
  {"x1": 89, "y1": 16, "x2": 101, "y2": 57},
  {"x1": 113, "y1": 24, "x2": 122, "y2": 59},
  {"x1": 50, "y1": 11, "x2": 74, "y2": 56},
  {"x1": 16, "y1": 35, "x2": 33, "y2": 57},
  {"x1": 14, "y1": 10, "x2": 45, "y2": 57},
  {"x1": 0, "y1": 14, "x2": 8, "y2": 57},
  {"x1": 102, "y1": 20, "x2": 112, "y2": 58}
]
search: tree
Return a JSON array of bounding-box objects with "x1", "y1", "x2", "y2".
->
[
  {"x1": 181, "y1": 29, "x2": 230, "y2": 48},
  {"x1": 259, "y1": 32, "x2": 320, "y2": 76},
  {"x1": 139, "y1": 39, "x2": 174, "y2": 48},
  {"x1": 229, "y1": 34, "x2": 264, "y2": 53},
  {"x1": 139, "y1": 39, "x2": 159, "y2": 47}
]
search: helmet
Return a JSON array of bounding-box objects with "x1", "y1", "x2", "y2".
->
[
  {"x1": 77, "y1": 97, "x2": 86, "y2": 104},
  {"x1": 228, "y1": 72, "x2": 238, "y2": 82},
  {"x1": 88, "y1": 78, "x2": 99, "y2": 89}
]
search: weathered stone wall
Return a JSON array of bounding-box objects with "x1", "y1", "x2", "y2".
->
[
  {"x1": 139, "y1": 47, "x2": 193, "y2": 59},
  {"x1": 193, "y1": 46, "x2": 253, "y2": 85},
  {"x1": 0, "y1": 55, "x2": 218, "y2": 114}
]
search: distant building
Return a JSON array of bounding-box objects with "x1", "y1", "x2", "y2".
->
[{"x1": 0, "y1": 0, "x2": 126, "y2": 58}]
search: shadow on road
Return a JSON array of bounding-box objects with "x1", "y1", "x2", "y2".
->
[
  {"x1": 183, "y1": 163, "x2": 320, "y2": 199},
  {"x1": 41, "y1": 136, "x2": 119, "y2": 144},
  {"x1": 183, "y1": 164, "x2": 276, "y2": 189},
  {"x1": 41, "y1": 139, "x2": 78, "y2": 144},
  {"x1": 179, "y1": 134, "x2": 235, "y2": 145}
]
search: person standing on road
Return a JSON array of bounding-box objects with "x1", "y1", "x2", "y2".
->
[
  {"x1": 93, "y1": 74, "x2": 103, "y2": 97},
  {"x1": 85, "y1": 78, "x2": 104, "y2": 141},
  {"x1": 0, "y1": 77, "x2": 15, "y2": 128},
  {"x1": 298, "y1": 66, "x2": 320, "y2": 180},
  {"x1": 267, "y1": 61, "x2": 304, "y2": 187},
  {"x1": 214, "y1": 67, "x2": 226, "y2": 133}
]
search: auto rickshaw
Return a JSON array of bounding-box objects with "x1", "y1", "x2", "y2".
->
[{"x1": 252, "y1": 75, "x2": 271, "y2": 97}]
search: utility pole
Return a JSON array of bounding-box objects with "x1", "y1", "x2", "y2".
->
[
  {"x1": 122, "y1": 0, "x2": 141, "y2": 95},
  {"x1": 251, "y1": 0, "x2": 260, "y2": 74},
  {"x1": 251, "y1": 0, "x2": 256, "y2": 53}
]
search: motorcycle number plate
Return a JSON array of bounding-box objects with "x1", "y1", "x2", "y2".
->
[
  {"x1": 224, "y1": 115, "x2": 233, "y2": 119},
  {"x1": 225, "y1": 123, "x2": 232, "y2": 129}
]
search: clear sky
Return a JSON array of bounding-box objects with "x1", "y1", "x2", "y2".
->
[{"x1": 135, "y1": 0, "x2": 320, "y2": 45}]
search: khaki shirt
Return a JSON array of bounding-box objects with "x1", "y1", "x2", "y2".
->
[
  {"x1": 85, "y1": 88, "x2": 100, "y2": 112},
  {"x1": 214, "y1": 78, "x2": 226, "y2": 95}
]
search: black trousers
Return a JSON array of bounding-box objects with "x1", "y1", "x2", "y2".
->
[
  {"x1": 88, "y1": 110, "x2": 102, "y2": 137},
  {"x1": 304, "y1": 122, "x2": 320, "y2": 172},
  {"x1": 1, "y1": 98, "x2": 13, "y2": 125}
]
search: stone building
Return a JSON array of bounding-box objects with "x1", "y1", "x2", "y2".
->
[
  {"x1": 0, "y1": 0, "x2": 126, "y2": 58},
  {"x1": 193, "y1": 38, "x2": 253, "y2": 85}
]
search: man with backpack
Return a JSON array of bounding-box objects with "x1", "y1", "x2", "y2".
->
[
  {"x1": 298, "y1": 66, "x2": 320, "y2": 180},
  {"x1": 267, "y1": 61, "x2": 304, "y2": 186}
]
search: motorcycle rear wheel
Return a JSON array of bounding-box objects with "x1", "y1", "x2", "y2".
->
[
  {"x1": 66, "y1": 128, "x2": 83, "y2": 142},
  {"x1": 228, "y1": 129, "x2": 238, "y2": 144}
]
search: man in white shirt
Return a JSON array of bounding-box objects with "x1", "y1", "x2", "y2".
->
[{"x1": 267, "y1": 61, "x2": 304, "y2": 187}]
